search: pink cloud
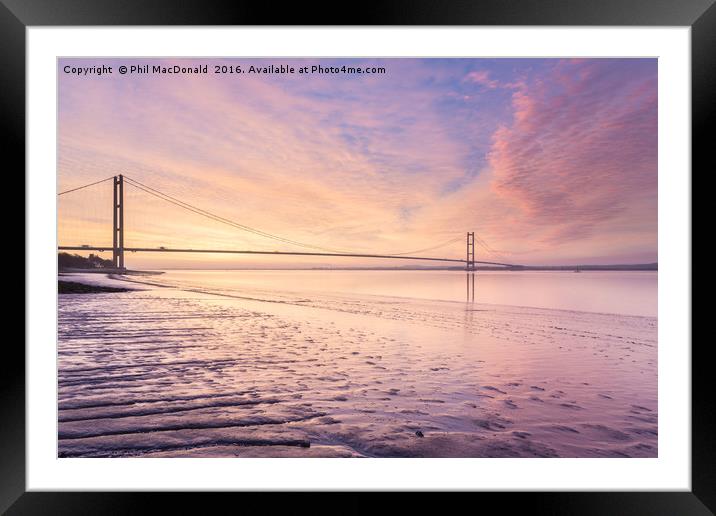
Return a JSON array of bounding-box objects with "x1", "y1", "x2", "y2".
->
[
  {"x1": 488, "y1": 60, "x2": 657, "y2": 246},
  {"x1": 463, "y1": 70, "x2": 500, "y2": 89}
]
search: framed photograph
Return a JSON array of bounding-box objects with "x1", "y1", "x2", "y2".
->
[{"x1": 9, "y1": 0, "x2": 709, "y2": 512}]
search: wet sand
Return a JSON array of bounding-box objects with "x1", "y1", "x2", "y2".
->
[{"x1": 58, "y1": 272, "x2": 657, "y2": 458}]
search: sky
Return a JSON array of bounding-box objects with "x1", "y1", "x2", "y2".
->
[{"x1": 58, "y1": 58, "x2": 657, "y2": 268}]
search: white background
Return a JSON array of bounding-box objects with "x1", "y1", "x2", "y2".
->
[{"x1": 27, "y1": 27, "x2": 691, "y2": 490}]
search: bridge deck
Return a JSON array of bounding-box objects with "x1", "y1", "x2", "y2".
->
[{"x1": 58, "y1": 246, "x2": 516, "y2": 267}]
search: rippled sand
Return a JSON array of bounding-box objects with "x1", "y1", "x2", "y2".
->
[{"x1": 58, "y1": 273, "x2": 657, "y2": 458}]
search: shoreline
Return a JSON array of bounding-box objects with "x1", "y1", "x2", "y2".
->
[
  {"x1": 58, "y1": 280, "x2": 133, "y2": 294},
  {"x1": 57, "y1": 271, "x2": 154, "y2": 294},
  {"x1": 59, "y1": 267, "x2": 164, "y2": 275}
]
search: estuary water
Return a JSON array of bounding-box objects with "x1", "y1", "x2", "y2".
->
[
  {"x1": 58, "y1": 270, "x2": 658, "y2": 458},
  {"x1": 154, "y1": 269, "x2": 657, "y2": 317}
]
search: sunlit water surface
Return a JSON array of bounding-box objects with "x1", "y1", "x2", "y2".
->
[{"x1": 58, "y1": 270, "x2": 657, "y2": 458}]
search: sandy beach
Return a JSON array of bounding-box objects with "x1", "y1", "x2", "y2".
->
[{"x1": 57, "y1": 271, "x2": 657, "y2": 458}]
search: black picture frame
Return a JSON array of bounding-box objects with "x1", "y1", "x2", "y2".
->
[{"x1": 6, "y1": 0, "x2": 708, "y2": 512}]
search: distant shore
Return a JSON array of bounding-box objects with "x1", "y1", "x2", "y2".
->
[
  {"x1": 152, "y1": 264, "x2": 657, "y2": 272},
  {"x1": 306, "y1": 263, "x2": 658, "y2": 272}
]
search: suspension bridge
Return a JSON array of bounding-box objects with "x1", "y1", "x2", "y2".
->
[{"x1": 57, "y1": 174, "x2": 518, "y2": 271}]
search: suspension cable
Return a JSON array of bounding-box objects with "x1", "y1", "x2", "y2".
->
[
  {"x1": 473, "y1": 232, "x2": 508, "y2": 262},
  {"x1": 124, "y1": 175, "x2": 509, "y2": 259},
  {"x1": 61, "y1": 173, "x2": 507, "y2": 260},
  {"x1": 123, "y1": 177, "x2": 350, "y2": 254},
  {"x1": 388, "y1": 235, "x2": 464, "y2": 256},
  {"x1": 58, "y1": 176, "x2": 115, "y2": 196}
]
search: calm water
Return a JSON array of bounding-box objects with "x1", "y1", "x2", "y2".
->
[
  {"x1": 156, "y1": 270, "x2": 657, "y2": 317},
  {"x1": 58, "y1": 269, "x2": 657, "y2": 458}
]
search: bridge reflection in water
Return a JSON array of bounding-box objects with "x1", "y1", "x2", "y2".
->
[{"x1": 466, "y1": 272, "x2": 475, "y2": 303}]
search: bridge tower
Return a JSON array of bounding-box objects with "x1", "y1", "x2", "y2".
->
[
  {"x1": 112, "y1": 174, "x2": 125, "y2": 269},
  {"x1": 466, "y1": 232, "x2": 475, "y2": 272}
]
